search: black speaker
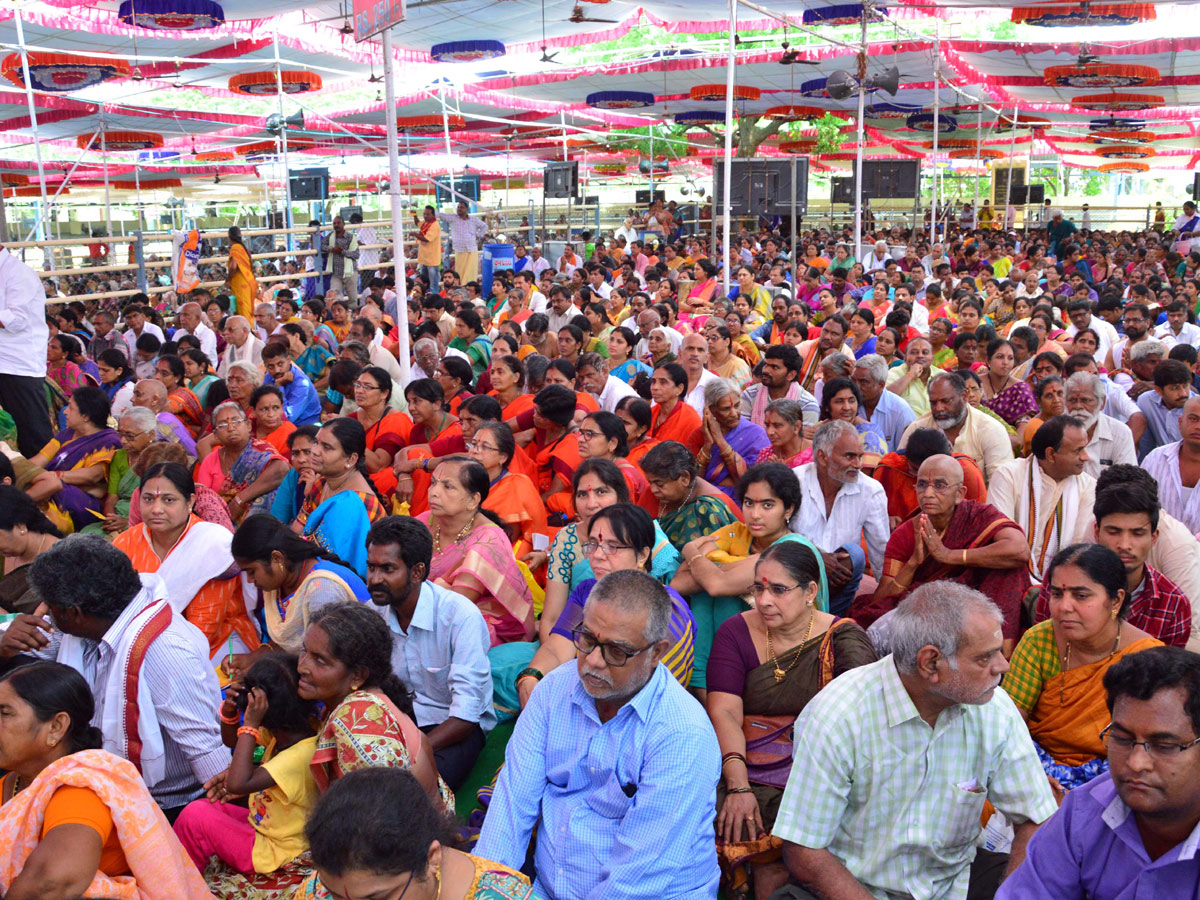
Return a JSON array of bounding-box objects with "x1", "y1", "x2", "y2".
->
[
  {"x1": 831, "y1": 177, "x2": 854, "y2": 204},
  {"x1": 289, "y1": 167, "x2": 328, "y2": 202},
  {"x1": 1009, "y1": 185, "x2": 1029, "y2": 205},
  {"x1": 861, "y1": 160, "x2": 919, "y2": 199},
  {"x1": 543, "y1": 161, "x2": 578, "y2": 199},
  {"x1": 435, "y1": 174, "x2": 481, "y2": 204},
  {"x1": 338, "y1": 206, "x2": 363, "y2": 222},
  {"x1": 1192, "y1": 173, "x2": 1200, "y2": 201},
  {"x1": 712, "y1": 158, "x2": 809, "y2": 215},
  {"x1": 635, "y1": 190, "x2": 666, "y2": 205},
  {"x1": 1028, "y1": 184, "x2": 1046, "y2": 204}
]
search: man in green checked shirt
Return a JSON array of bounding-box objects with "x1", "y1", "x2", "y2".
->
[{"x1": 768, "y1": 582, "x2": 1057, "y2": 900}]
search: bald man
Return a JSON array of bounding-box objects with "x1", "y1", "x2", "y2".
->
[
  {"x1": 218, "y1": 315, "x2": 263, "y2": 377},
  {"x1": 867, "y1": 454, "x2": 1031, "y2": 653},
  {"x1": 176, "y1": 302, "x2": 218, "y2": 367},
  {"x1": 132, "y1": 379, "x2": 196, "y2": 455}
]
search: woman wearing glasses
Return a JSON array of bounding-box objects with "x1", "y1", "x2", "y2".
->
[
  {"x1": 517, "y1": 503, "x2": 695, "y2": 710},
  {"x1": 1005, "y1": 543, "x2": 1161, "y2": 795},
  {"x1": 194, "y1": 400, "x2": 288, "y2": 525},
  {"x1": 467, "y1": 420, "x2": 546, "y2": 551},
  {"x1": 349, "y1": 365, "x2": 413, "y2": 499},
  {"x1": 705, "y1": 537, "x2": 875, "y2": 899}
]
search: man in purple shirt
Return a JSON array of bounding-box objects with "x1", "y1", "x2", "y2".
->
[{"x1": 999, "y1": 646, "x2": 1200, "y2": 900}]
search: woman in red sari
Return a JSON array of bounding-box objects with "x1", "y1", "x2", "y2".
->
[
  {"x1": 616, "y1": 396, "x2": 660, "y2": 469},
  {"x1": 467, "y1": 420, "x2": 547, "y2": 550},
  {"x1": 155, "y1": 354, "x2": 205, "y2": 440},
  {"x1": 249, "y1": 384, "x2": 296, "y2": 458},
  {"x1": 649, "y1": 362, "x2": 703, "y2": 455},
  {"x1": 531, "y1": 384, "x2": 582, "y2": 502},
  {"x1": 393, "y1": 378, "x2": 459, "y2": 515}
]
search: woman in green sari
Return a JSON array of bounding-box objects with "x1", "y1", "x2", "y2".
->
[
  {"x1": 641, "y1": 440, "x2": 740, "y2": 553},
  {"x1": 450, "y1": 308, "x2": 493, "y2": 379},
  {"x1": 84, "y1": 406, "x2": 158, "y2": 536},
  {"x1": 181, "y1": 348, "x2": 220, "y2": 409}
]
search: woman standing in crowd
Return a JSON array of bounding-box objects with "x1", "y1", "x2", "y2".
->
[
  {"x1": 194, "y1": 401, "x2": 288, "y2": 525},
  {"x1": 227, "y1": 225, "x2": 258, "y2": 320},
  {"x1": 419, "y1": 457, "x2": 534, "y2": 646}
]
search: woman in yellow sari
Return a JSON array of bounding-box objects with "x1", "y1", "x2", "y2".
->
[
  {"x1": 1005, "y1": 543, "x2": 1162, "y2": 792},
  {"x1": 226, "y1": 226, "x2": 258, "y2": 321}
]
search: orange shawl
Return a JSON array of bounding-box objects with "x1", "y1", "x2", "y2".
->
[
  {"x1": 485, "y1": 470, "x2": 548, "y2": 548},
  {"x1": 651, "y1": 400, "x2": 703, "y2": 454},
  {"x1": 0, "y1": 751, "x2": 217, "y2": 900}
]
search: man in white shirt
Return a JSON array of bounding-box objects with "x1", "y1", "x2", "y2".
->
[
  {"x1": 679, "y1": 333, "x2": 719, "y2": 415},
  {"x1": 525, "y1": 245, "x2": 551, "y2": 278},
  {"x1": 121, "y1": 303, "x2": 165, "y2": 358},
  {"x1": 514, "y1": 271, "x2": 547, "y2": 314},
  {"x1": 218, "y1": 315, "x2": 263, "y2": 377},
  {"x1": 1143, "y1": 396, "x2": 1200, "y2": 533},
  {"x1": 577, "y1": 353, "x2": 636, "y2": 412},
  {"x1": 545, "y1": 286, "x2": 580, "y2": 335},
  {"x1": 863, "y1": 240, "x2": 891, "y2": 274},
  {"x1": 920, "y1": 242, "x2": 947, "y2": 277},
  {"x1": 1065, "y1": 372, "x2": 1137, "y2": 479},
  {"x1": 410, "y1": 337, "x2": 440, "y2": 383},
  {"x1": 0, "y1": 246, "x2": 53, "y2": 456},
  {"x1": 1064, "y1": 299, "x2": 1117, "y2": 363},
  {"x1": 174, "y1": 302, "x2": 219, "y2": 368},
  {"x1": 988, "y1": 415, "x2": 1096, "y2": 584},
  {"x1": 587, "y1": 266, "x2": 612, "y2": 301},
  {"x1": 1156, "y1": 301, "x2": 1200, "y2": 349},
  {"x1": 791, "y1": 420, "x2": 889, "y2": 616}
]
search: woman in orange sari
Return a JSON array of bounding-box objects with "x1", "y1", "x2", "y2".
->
[
  {"x1": 349, "y1": 365, "x2": 412, "y2": 499},
  {"x1": 155, "y1": 355, "x2": 205, "y2": 440},
  {"x1": 530, "y1": 384, "x2": 582, "y2": 502},
  {"x1": 114, "y1": 461, "x2": 261, "y2": 661},
  {"x1": 615, "y1": 395, "x2": 660, "y2": 469},
  {"x1": 467, "y1": 420, "x2": 546, "y2": 550},
  {"x1": 249, "y1": 385, "x2": 297, "y2": 458},
  {"x1": 488, "y1": 354, "x2": 535, "y2": 423},
  {"x1": 1005, "y1": 543, "x2": 1162, "y2": 792},
  {"x1": 226, "y1": 226, "x2": 258, "y2": 321},
  {"x1": 649, "y1": 362, "x2": 703, "y2": 455},
  {"x1": 576, "y1": 410, "x2": 647, "y2": 500}
]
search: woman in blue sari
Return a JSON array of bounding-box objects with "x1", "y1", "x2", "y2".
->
[
  {"x1": 292, "y1": 417, "x2": 386, "y2": 577},
  {"x1": 700, "y1": 380, "x2": 770, "y2": 499},
  {"x1": 302, "y1": 299, "x2": 340, "y2": 354},
  {"x1": 24, "y1": 386, "x2": 121, "y2": 534},
  {"x1": 606, "y1": 325, "x2": 652, "y2": 386}
]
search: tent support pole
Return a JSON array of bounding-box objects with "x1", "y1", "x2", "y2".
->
[
  {"x1": 721, "y1": 0, "x2": 737, "y2": 300},
  {"x1": 274, "y1": 33, "x2": 294, "y2": 254},
  {"x1": 15, "y1": 10, "x2": 52, "y2": 261},
  {"x1": 853, "y1": 8, "x2": 867, "y2": 261},
  {"x1": 382, "y1": 28, "x2": 409, "y2": 387}
]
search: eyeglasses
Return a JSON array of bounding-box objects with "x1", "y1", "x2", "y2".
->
[
  {"x1": 751, "y1": 581, "x2": 803, "y2": 598},
  {"x1": 353, "y1": 381, "x2": 381, "y2": 392},
  {"x1": 582, "y1": 540, "x2": 633, "y2": 558},
  {"x1": 1100, "y1": 724, "x2": 1200, "y2": 760},
  {"x1": 577, "y1": 429, "x2": 602, "y2": 441},
  {"x1": 118, "y1": 430, "x2": 151, "y2": 441},
  {"x1": 915, "y1": 479, "x2": 961, "y2": 494},
  {"x1": 571, "y1": 626, "x2": 653, "y2": 667},
  {"x1": 464, "y1": 441, "x2": 500, "y2": 454},
  {"x1": 214, "y1": 418, "x2": 247, "y2": 430}
]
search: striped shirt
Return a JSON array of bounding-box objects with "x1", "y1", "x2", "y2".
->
[{"x1": 773, "y1": 655, "x2": 1057, "y2": 900}]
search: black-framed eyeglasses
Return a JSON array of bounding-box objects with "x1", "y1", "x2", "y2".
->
[
  {"x1": 1100, "y1": 724, "x2": 1200, "y2": 760},
  {"x1": 582, "y1": 540, "x2": 632, "y2": 558},
  {"x1": 319, "y1": 869, "x2": 414, "y2": 900},
  {"x1": 571, "y1": 626, "x2": 653, "y2": 667}
]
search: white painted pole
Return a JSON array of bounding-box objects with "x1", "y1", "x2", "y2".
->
[
  {"x1": 15, "y1": 10, "x2": 52, "y2": 261},
  {"x1": 273, "y1": 33, "x2": 294, "y2": 249},
  {"x1": 932, "y1": 40, "x2": 940, "y2": 239},
  {"x1": 853, "y1": 9, "x2": 867, "y2": 262},
  {"x1": 382, "y1": 28, "x2": 409, "y2": 386},
  {"x1": 721, "y1": 0, "x2": 737, "y2": 299}
]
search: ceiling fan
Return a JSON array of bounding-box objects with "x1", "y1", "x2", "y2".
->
[
  {"x1": 778, "y1": 42, "x2": 820, "y2": 66},
  {"x1": 566, "y1": 3, "x2": 618, "y2": 24},
  {"x1": 539, "y1": 0, "x2": 562, "y2": 63},
  {"x1": 306, "y1": 2, "x2": 355, "y2": 34}
]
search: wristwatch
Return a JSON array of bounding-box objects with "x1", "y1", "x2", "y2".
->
[{"x1": 516, "y1": 666, "x2": 544, "y2": 685}]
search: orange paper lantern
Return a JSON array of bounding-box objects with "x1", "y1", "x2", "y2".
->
[{"x1": 229, "y1": 70, "x2": 323, "y2": 95}]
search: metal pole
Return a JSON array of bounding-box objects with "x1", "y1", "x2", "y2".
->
[
  {"x1": 721, "y1": 0, "x2": 737, "y2": 299},
  {"x1": 974, "y1": 106, "x2": 982, "y2": 225},
  {"x1": 15, "y1": 10, "x2": 52, "y2": 262},
  {"x1": 932, "y1": 35, "x2": 940, "y2": 238},
  {"x1": 101, "y1": 110, "x2": 113, "y2": 263},
  {"x1": 649, "y1": 127, "x2": 655, "y2": 196},
  {"x1": 440, "y1": 86, "x2": 456, "y2": 198},
  {"x1": 853, "y1": 9, "x2": 867, "y2": 262},
  {"x1": 382, "y1": 28, "x2": 409, "y2": 386},
  {"x1": 790, "y1": 158, "x2": 798, "y2": 287},
  {"x1": 0, "y1": 184, "x2": 9, "y2": 243},
  {"x1": 274, "y1": 33, "x2": 294, "y2": 254},
  {"x1": 1003, "y1": 108, "x2": 1019, "y2": 226}
]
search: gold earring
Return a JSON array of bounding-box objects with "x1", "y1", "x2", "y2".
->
[{"x1": 48, "y1": 739, "x2": 57, "y2": 747}]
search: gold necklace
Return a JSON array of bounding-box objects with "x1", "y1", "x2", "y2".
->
[
  {"x1": 434, "y1": 513, "x2": 476, "y2": 555},
  {"x1": 10, "y1": 773, "x2": 22, "y2": 796},
  {"x1": 766, "y1": 610, "x2": 816, "y2": 683},
  {"x1": 1060, "y1": 621, "x2": 1121, "y2": 705},
  {"x1": 664, "y1": 478, "x2": 698, "y2": 515}
]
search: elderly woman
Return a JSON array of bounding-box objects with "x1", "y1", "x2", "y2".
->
[
  {"x1": 707, "y1": 538, "x2": 876, "y2": 897},
  {"x1": 642, "y1": 440, "x2": 740, "y2": 552},
  {"x1": 195, "y1": 400, "x2": 289, "y2": 524},
  {"x1": 0, "y1": 663, "x2": 213, "y2": 900},
  {"x1": 1005, "y1": 543, "x2": 1161, "y2": 792},
  {"x1": 700, "y1": 379, "x2": 770, "y2": 500},
  {"x1": 227, "y1": 360, "x2": 263, "y2": 414},
  {"x1": 24, "y1": 386, "x2": 120, "y2": 535},
  {"x1": 643, "y1": 326, "x2": 677, "y2": 368},
  {"x1": 467, "y1": 420, "x2": 546, "y2": 551},
  {"x1": 86, "y1": 406, "x2": 157, "y2": 536},
  {"x1": 518, "y1": 504, "x2": 697, "y2": 709},
  {"x1": 754, "y1": 398, "x2": 809, "y2": 468},
  {"x1": 418, "y1": 457, "x2": 534, "y2": 646},
  {"x1": 0, "y1": 487, "x2": 62, "y2": 615},
  {"x1": 114, "y1": 462, "x2": 260, "y2": 660},
  {"x1": 707, "y1": 324, "x2": 753, "y2": 388}
]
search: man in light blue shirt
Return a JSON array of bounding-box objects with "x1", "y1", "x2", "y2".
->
[
  {"x1": 261, "y1": 340, "x2": 321, "y2": 426},
  {"x1": 365, "y1": 516, "x2": 494, "y2": 790},
  {"x1": 477, "y1": 570, "x2": 720, "y2": 900},
  {"x1": 853, "y1": 353, "x2": 914, "y2": 450}
]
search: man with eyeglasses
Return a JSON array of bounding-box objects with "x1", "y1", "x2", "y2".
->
[
  {"x1": 870, "y1": 454, "x2": 1031, "y2": 653},
  {"x1": 477, "y1": 569, "x2": 720, "y2": 900},
  {"x1": 999, "y1": 646, "x2": 1200, "y2": 898}
]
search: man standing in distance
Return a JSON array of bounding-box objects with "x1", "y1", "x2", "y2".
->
[{"x1": 0, "y1": 243, "x2": 52, "y2": 456}]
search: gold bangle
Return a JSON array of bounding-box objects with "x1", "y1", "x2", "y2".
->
[{"x1": 961, "y1": 550, "x2": 968, "y2": 565}]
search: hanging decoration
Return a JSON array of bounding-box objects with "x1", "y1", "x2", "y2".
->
[
  {"x1": 1070, "y1": 93, "x2": 1163, "y2": 111},
  {"x1": 802, "y1": 4, "x2": 887, "y2": 25},
  {"x1": 111, "y1": 178, "x2": 183, "y2": 189},
  {"x1": 586, "y1": 91, "x2": 656, "y2": 109},
  {"x1": 1088, "y1": 130, "x2": 1155, "y2": 144},
  {"x1": 906, "y1": 112, "x2": 958, "y2": 133},
  {"x1": 430, "y1": 40, "x2": 506, "y2": 62},
  {"x1": 138, "y1": 150, "x2": 180, "y2": 161},
  {"x1": 996, "y1": 114, "x2": 1050, "y2": 129},
  {"x1": 949, "y1": 148, "x2": 1004, "y2": 159},
  {"x1": 77, "y1": 131, "x2": 163, "y2": 151},
  {"x1": 236, "y1": 138, "x2": 316, "y2": 156},
  {"x1": 117, "y1": 0, "x2": 225, "y2": 30},
  {"x1": 194, "y1": 150, "x2": 235, "y2": 161},
  {"x1": 1011, "y1": 4, "x2": 1155, "y2": 26},
  {"x1": 866, "y1": 102, "x2": 922, "y2": 119},
  {"x1": 593, "y1": 163, "x2": 627, "y2": 175},
  {"x1": 1088, "y1": 117, "x2": 1147, "y2": 130},
  {"x1": 229, "y1": 70, "x2": 323, "y2": 95},
  {"x1": 1094, "y1": 144, "x2": 1156, "y2": 159},
  {"x1": 923, "y1": 138, "x2": 977, "y2": 149},
  {"x1": 9, "y1": 187, "x2": 66, "y2": 197},
  {"x1": 800, "y1": 76, "x2": 878, "y2": 99},
  {"x1": 1, "y1": 52, "x2": 131, "y2": 92},
  {"x1": 395, "y1": 114, "x2": 466, "y2": 133},
  {"x1": 675, "y1": 111, "x2": 726, "y2": 125},
  {"x1": 1099, "y1": 160, "x2": 1150, "y2": 173},
  {"x1": 762, "y1": 105, "x2": 827, "y2": 121},
  {"x1": 1043, "y1": 63, "x2": 1160, "y2": 89},
  {"x1": 0, "y1": 173, "x2": 29, "y2": 185},
  {"x1": 779, "y1": 140, "x2": 818, "y2": 154},
  {"x1": 689, "y1": 84, "x2": 760, "y2": 102},
  {"x1": 485, "y1": 178, "x2": 526, "y2": 188}
]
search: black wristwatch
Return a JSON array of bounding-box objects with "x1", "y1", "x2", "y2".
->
[{"x1": 516, "y1": 667, "x2": 544, "y2": 685}]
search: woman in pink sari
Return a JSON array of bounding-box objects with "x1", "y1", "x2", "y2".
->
[
  {"x1": 418, "y1": 457, "x2": 534, "y2": 646},
  {"x1": 681, "y1": 259, "x2": 720, "y2": 329}
]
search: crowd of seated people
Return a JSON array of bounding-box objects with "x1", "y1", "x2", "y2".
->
[{"x1": 1, "y1": 207, "x2": 1200, "y2": 900}]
